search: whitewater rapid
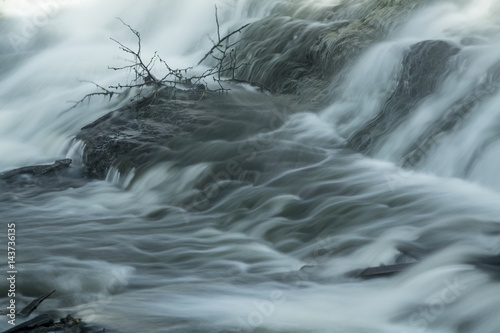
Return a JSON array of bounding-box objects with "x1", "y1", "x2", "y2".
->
[{"x1": 1, "y1": 0, "x2": 500, "y2": 332}]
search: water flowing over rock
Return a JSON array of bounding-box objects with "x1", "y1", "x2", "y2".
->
[
  {"x1": 348, "y1": 40, "x2": 461, "y2": 153},
  {"x1": 4, "y1": 0, "x2": 500, "y2": 332},
  {"x1": 0, "y1": 159, "x2": 72, "y2": 180},
  {"x1": 76, "y1": 89, "x2": 200, "y2": 179},
  {"x1": 233, "y1": 0, "x2": 434, "y2": 103}
]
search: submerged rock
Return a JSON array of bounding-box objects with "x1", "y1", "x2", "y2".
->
[
  {"x1": 358, "y1": 263, "x2": 416, "y2": 278},
  {"x1": 0, "y1": 158, "x2": 83, "y2": 199},
  {"x1": 348, "y1": 40, "x2": 461, "y2": 153},
  {"x1": 0, "y1": 159, "x2": 72, "y2": 181}
]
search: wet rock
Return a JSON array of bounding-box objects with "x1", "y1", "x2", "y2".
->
[
  {"x1": 397, "y1": 61, "x2": 500, "y2": 169},
  {"x1": 0, "y1": 158, "x2": 83, "y2": 199},
  {"x1": 233, "y1": 0, "x2": 432, "y2": 104},
  {"x1": 0, "y1": 159, "x2": 72, "y2": 181},
  {"x1": 76, "y1": 1, "x2": 442, "y2": 179},
  {"x1": 348, "y1": 40, "x2": 461, "y2": 153},
  {"x1": 358, "y1": 262, "x2": 416, "y2": 278},
  {"x1": 76, "y1": 85, "x2": 298, "y2": 182},
  {"x1": 76, "y1": 88, "x2": 201, "y2": 179}
]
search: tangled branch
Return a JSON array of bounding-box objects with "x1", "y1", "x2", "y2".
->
[
  {"x1": 70, "y1": 6, "x2": 256, "y2": 110},
  {"x1": 67, "y1": 81, "x2": 118, "y2": 110}
]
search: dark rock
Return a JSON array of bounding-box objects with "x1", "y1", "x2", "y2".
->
[
  {"x1": 0, "y1": 160, "x2": 72, "y2": 180},
  {"x1": 233, "y1": 0, "x2": 430, "y2": 104},
  {"x1": 0, "y1": 159, "x2": 78, "y2": 198},
  {"x1": 75, "y1": 2, "x2": 440, "y2": 180},
  {"x1": 399, "y1": 62, "x2": 500, "y2": 169},
  {"x1": 348, "y1": 40, "x2": 460, "y2": 153},
  {"x1": 76, "y1": 85, "x2": 297, "y2": 182},
  {"x1": 76, "y1": 88, "x2": 201, "y2": 179},
  {"x1": 358, "y1": 262, "x2": 415, "y2": 278}
]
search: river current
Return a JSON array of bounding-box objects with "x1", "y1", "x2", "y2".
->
[{"x1": 1, "y1": 1, "x2": 500, "y2": 332}]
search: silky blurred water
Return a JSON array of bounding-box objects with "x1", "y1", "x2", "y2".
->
[{"x1": 1, "y1": 0, "x2": 500, "y2": 332}]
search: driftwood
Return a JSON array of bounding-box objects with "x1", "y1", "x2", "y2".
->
[
  {"x1": 0, "y1": 159, "x2": 71, "y2": 180},
  {"x1": 17, "y1": 290, "x2": 56, "y2": 318}
]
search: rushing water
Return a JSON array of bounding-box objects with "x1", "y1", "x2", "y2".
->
[{"x1": 2, "y1": 0, "x2": 500, "y2": 332}]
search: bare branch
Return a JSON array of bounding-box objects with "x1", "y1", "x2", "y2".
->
[
  {"x1": 66, "y1": 81, "x2": 119, "y2": 111},
  {"x1": 197, "y1": 22, "x2": 250, "y2": 65},
  {"x1": 215, "y1": 5, "x2": 221, "y2": 42},
  {"x1": 115, "y1": 17, "x2": 141, "y2": 56},
  {"x1": 71, "y1": 13, "x2": 258, "y2": 110}
]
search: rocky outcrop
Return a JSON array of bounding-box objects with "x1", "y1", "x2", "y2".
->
[
  {"x1": 75, "y1": 0, "x2": 454, "y2": 180},
  {"x1": 76, "y1": 85, "x2": 296, "y2": 181},
  {"x1": 76, "y1": 88, "x2": 204, "y2": 179},
  {"x1": 233, "y1": 0, "x2": 434, "y2": 104}
]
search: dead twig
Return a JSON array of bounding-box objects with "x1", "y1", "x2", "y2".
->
[
  {"x1": 197, "y1": 5, "x2": 249, "y2": 66},
  {"x1": 71, "y1": 7, "x2": 256, "y2": 109},
  {"x1": 66, "y1": 81, "x2": 117, "y2": 111}
]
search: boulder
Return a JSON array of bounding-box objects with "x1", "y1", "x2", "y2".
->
[
  {"x1": 233, "y1": 0, "x2": 433, "y2": 104},
  {"x1": 76, "y1": 88, "x2": 201, "y2": 179}
]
